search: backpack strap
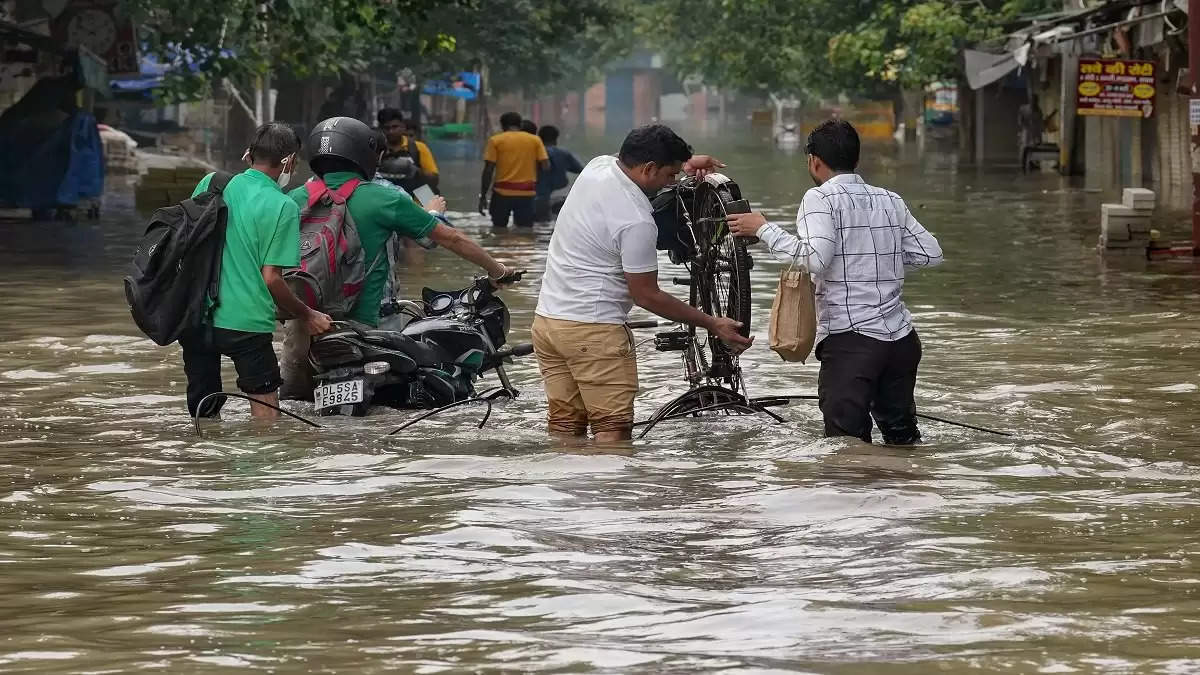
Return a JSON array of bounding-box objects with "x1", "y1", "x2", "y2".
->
[
  {"x1": 305, "y1": 179, "x2": 330, "y2": 208},
  {"x1": 332, "y1": 178, "x2": 362, "y2": 203},
  {"x1": 208, "y1": 171, "x2": 235, "y2": 194}
]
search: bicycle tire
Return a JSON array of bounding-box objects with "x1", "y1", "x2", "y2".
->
[{"x1": 690, "y1": 181, "x2": 752, "y2": 383}]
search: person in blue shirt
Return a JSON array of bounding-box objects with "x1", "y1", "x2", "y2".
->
[{"x1": 535, "y1": 125, "x2": 584, "y2": 223}]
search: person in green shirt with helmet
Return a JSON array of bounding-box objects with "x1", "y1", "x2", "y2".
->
[{"x1": 279, "y1": 116, "x2": 515, "y2": 400}]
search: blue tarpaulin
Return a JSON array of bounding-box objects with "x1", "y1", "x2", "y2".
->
[
  {"x1": 110, "y1": 48, "x2": 234, "y2": 96},
  {"x1": 422, "y1": 72, "x2": 481, "y2": 100},
  {"x1": 0, "y1": 110, "x2": 104, "y2": 209}
]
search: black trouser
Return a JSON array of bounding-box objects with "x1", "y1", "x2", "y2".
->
[
  {"x1": 816, "y1": 330, "x2": 922, "y2": 445},
  {"x1": 179, "y1": 327, "x2": 282, "y2": 417},
  {"x1": 489, "y1": 192, "x2": 535, "y2": 228},
  {"x1": 534, "y1": 195, "x2": 553, "y2": 223}
]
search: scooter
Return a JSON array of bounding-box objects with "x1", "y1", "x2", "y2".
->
[{"x1": 308, "y1": 271, "x2": 530, "y2": 416}]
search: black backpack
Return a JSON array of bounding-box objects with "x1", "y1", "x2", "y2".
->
[{"x1": 123, "y1": 172, "x2": 234, "y2": 346}]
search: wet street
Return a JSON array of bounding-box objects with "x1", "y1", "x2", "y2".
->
[{"x1": 2, "y1": 133, "x2": 1199, "y2": 672}]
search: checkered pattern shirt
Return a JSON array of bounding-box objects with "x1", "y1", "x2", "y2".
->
[{"x1": 757, "y1": 173, "x2": 943, "y2": 346}]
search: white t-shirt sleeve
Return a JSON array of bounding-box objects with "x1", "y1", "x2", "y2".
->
[{"x1": 616, "y1": 222, "x2": 660, "y2": 273}]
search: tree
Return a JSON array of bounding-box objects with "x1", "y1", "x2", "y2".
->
[
  {"x1": 124, "y1": 0, "x2": 465, "y2": 102},
  {"x1": 647, "y1": 0, "x2": 1059, "y2": 99},
  {"x1": 392, "y1": 0, "x2": 632, "y2": 95},
  {"x1": 124, "y1": 0, "x2": 627, "y2": 102}
]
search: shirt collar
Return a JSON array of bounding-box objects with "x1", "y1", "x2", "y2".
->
[
  {"x1": 242, "y1": 168, "x2": 281, "y2": 191},
  {"x1": 825, "y1": 173, "x2": 864, "y2": 186}
]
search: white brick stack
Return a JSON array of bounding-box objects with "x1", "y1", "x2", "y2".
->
[{"x1": 1100, "y1": 188, "x2": 1155, "y2": 251}]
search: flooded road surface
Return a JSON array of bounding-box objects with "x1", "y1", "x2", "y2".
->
[{"x1": 2, "y1": 135, "x2": 1200, "y2": 673}]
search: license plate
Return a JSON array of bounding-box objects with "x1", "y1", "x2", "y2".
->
[{"x1": 315, "y1": 379, "x2": 364, "y2": 409}]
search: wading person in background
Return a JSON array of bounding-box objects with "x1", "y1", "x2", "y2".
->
[
  {"x1": 727, "y1": 119, "x2": 943, "y2": 444},
  {"x1": 535, "y1": 125, "x2": 584, "y2": 223},
  {"x1": 376, "y1": 108, "x2": 440, "y2": 194},
  {"x1": 533, "y1": 124, "x2": 753, "y2": 442},
  {"x1": 183, "y1": 123, "x2": 333, "y2": 420},
  {"x1": 403, "y1": 119, "x2": 440, "y2": 192},
  {"x1": 280, "y1": 117, "x2": 515, "y2": 399},
  {"x1": 479, "y1": 112, "x2": 549, "y2": 228}
]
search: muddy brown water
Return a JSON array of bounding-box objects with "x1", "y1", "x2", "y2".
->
[{"x1": 1, "y1": 134, "x2": 1199, "y2": 673}]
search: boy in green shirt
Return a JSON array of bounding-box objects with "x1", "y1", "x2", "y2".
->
[{"x1": 183, "y1": 123, "x2": 332, "y2": 420}]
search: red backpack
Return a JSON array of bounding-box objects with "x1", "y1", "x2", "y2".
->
[{"x1": 283, "y1": 178, "x2": 382, "y2": 319}]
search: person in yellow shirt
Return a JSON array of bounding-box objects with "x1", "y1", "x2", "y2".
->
[
  {"x1": 404, "y1": 119, "x2": 440, "y2": 190},
  {"x1": 479, "y1": 112, "x2": 549, "y2": 228},
  {"x1": 376, "y1": 108, "x2": 439, "y2": 192}
]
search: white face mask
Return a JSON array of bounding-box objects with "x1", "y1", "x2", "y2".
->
[{"x1": 277, "y1": 155, "x2": 294, "y2": 189}]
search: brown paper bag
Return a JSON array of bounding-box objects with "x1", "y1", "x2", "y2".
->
[{"x1": 768, "y1": 261, "x2": 816, "y2": 363}]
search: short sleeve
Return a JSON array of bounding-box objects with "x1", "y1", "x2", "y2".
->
[
  {"x1": 483, "y1": 137, "x2": 498, "y2": 163},
  {"x1": 535, "y1": 138, "x2": 549, "y2": 161},
  {"x1": 616, "y1": 222, "x2": 659, "y2": 273},
  {"x1": 190, "y1": 172, "x2": 214, "y2": 198},
  {"x1": 375, "y1": 184, "x2": 437, "y2": 239},
  {"x1": 264, "y1": 200, "x2": 301, "y2": 267}
]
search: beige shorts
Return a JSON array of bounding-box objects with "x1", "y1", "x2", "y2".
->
[{"x1": 531, "y1": 315, "x2": 638, "y2": 435}]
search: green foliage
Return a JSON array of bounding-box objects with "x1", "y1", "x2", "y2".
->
[
  {"x1": 649, "y1": 0, "x2": 1058, "y2": 98},
  {"x1": 123, "y1": 0, "x2": 627, "y2": 102}
]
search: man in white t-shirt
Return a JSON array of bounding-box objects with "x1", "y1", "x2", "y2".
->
[{"x1": 533, "y1": 124, "x2": 753, "y2": 442}]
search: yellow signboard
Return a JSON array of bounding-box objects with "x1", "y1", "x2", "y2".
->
[{"x1": 1076, "y1": 59, "x2": 1156, "y2": 119}]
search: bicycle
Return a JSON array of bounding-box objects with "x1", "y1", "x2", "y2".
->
[{"x1": 640, "y1": 173, "x2": 784, "y2": 434}]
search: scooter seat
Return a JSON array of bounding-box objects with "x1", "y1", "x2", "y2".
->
[{"x1": 358, "y1": 330, "x2": 441, "y2": 368}]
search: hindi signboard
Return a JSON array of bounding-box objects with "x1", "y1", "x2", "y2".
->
[{"x1": 1076, "y1": 59, "x2": 1156, "y2": 119}]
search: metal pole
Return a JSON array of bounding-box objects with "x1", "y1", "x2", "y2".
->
[
  {"x1": 1191, "y1": 0, "x2": 1200, "y2": 252},
  {"x1": 975, "y1": 86, "x2": 985, "y2": 163}
]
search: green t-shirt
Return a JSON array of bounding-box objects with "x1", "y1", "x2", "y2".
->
[
  {"x1": 288, "y1": 172, "x2": 437, "y2": 326},
  {"x1": 192, "y1": 169, "x2": 300, "y2": 334}
]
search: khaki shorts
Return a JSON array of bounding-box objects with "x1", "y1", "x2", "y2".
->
[{"x1": 531, "y1": 315, "x2": 638, "y2": 435}]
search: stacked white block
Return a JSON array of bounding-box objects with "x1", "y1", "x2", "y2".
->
[{"x1": 1100, "y1": 189, "x2": 1155, "y2": 250}]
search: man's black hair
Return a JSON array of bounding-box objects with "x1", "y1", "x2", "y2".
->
[
  {"x1": 520, "y1": 119, "x2": 537, "y2": 134},
  {"x1": 248, "y1": 122, "x2": 302, "y2": 166},
  {"x1": 499, "y1": 111, "x2": 522, "y2": 130},
  {"x1": 377, "y1": 108, "x2": 405, "y2": 126},
  {"x1": 538, "y1": 125, "x2": 560, "y2": 145},
  {"x1": 805, "y1": 119, "x2": 860, "y2": 172},
  {"x1": 618, "y1": 124, "x2": 692, "y2": 168}
]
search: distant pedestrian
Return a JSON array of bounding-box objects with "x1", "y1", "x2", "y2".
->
[
  {"x1": 376, "y1": 108, "x2": 439, "y2": 193},
  {"x1": 728, "y1": 119, "x2": 944, "y2": 444},
  {"x1": 183, "y1": 123, "x2": 333, "y2": 420},
  {"x1": 520, "y1": 119, "x2": 538, "y2": 135},
  {"x1": 479, "y1": 112, "x2": 549, "y2": 228},
  {"x1": 535, "y1": 125, "x2": 584, "y2": 223}
]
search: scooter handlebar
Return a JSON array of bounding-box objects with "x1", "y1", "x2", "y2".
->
[{"x1": 626, "y1": 320, "x2": 662, "y2": 329}]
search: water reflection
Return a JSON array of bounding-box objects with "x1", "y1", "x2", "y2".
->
[{"x1": 0, "y1": 134, "x2": 1198, "y2": 671}]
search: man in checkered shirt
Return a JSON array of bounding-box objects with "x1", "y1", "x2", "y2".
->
[{"x1": 729, "y1": 120, "x2": 943, "y2": 444}]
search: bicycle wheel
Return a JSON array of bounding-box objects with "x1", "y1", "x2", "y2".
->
[{"x1": 689, "y1": 181, "x2": 752, "y2": 386}]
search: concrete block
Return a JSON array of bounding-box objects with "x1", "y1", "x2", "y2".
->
[
  {"x1": 1104, "y1": 221, "x2": 1131, "y2": 240},
  {"x1": 1122, "y1": 188, "x2": 1156, "y2": 209},
  {"x1": 1102, "y1": 203, "x2": 1152, "y2": 219},
  {"x1": 1103, "y1": 236, "x2": 1148, "y2": 249}
]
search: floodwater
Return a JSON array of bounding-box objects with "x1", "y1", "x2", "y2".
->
[{"x1": 2, "y1": 131, "x2": 1199, "y2": 673}]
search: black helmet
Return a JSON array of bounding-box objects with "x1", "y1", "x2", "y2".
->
[
  {"x1": 307, "y1": 117, "x2": 380, "y2": 178},
  {"x1": 378, "y1": 155, "x2": 418, "y2": 182}
]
